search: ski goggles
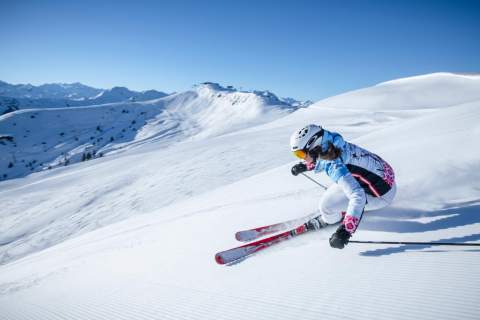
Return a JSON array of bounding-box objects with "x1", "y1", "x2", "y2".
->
[{"x1": 293, "y1": 149, "x2": 308, "y2": 159}]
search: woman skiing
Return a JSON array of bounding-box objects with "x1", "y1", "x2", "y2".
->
[{"x1": 290, "y1": 124, "x2": 396, "y2": 249}]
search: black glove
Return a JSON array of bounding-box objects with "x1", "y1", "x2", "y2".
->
[
  {"x1": 329, "y1": 224, "x2": 351, "y2": 249},
  {"x1": 291, "y1": 162, "x2": 308, "y2": 176}
]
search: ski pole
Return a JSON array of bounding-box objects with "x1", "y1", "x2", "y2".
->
[
  {"x1": 350, "y1": 240, "x2": 480, "y2": 246},
  {"x1": 300, "y1": 172, "x2": 327, "y2": 190}
]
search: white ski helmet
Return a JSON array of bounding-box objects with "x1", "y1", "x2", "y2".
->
[{"x1": 290, "y1": 124, "x2": 323, "y2": 153}]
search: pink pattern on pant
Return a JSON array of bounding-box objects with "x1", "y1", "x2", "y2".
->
[
  {"x1": 343, "y1": 215, "x2": 359, "y2": 233},
  {"x1": 383, "y1": 162, "x2": 395, "y2": 187}
]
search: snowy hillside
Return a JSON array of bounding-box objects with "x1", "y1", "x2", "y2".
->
[
  {"x1": 315, "y1": 72, "x2": 480, "y2": 110},
  {"x1": 0, "y1": 73, "x2": 479, "y2": 320}
]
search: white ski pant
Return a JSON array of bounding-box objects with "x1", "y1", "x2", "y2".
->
[{"x1": 319, "y1": 181, "x2": 397, "y2": 224}]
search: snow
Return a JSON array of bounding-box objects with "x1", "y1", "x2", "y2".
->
[{"x1": 0, "y1": 73, "x2": 480, "y2": 319}]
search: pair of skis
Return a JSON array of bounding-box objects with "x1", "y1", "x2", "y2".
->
[{"x1": 215, "y1": 214, "x2": 330, "y2": 265}]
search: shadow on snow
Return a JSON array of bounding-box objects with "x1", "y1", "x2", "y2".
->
[{"x1": 357, "y1": 200, "x2": 480, "y2": 256}]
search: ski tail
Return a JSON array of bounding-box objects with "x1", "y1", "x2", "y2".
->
[
  {"x1": 216, "y1": 224, "x2": 311, "y2": 265},
  {"x1": 235, "y1": 213, "x2": 318, "y2": 242}
]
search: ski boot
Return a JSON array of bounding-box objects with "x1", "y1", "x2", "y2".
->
[{"x1": 305, "y1": 215, "x2": 328, "y2": 231}]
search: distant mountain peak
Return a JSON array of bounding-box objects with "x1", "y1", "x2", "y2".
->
[
  {"x1": 280, "y1": 97, "x2": 313, "y2": 108},
  {"x1": 108, "y1": 86, "x2": 132, "y2": 95},
  {"x1": 0, "y1": 80, "x2": 168, "y2": 108}
]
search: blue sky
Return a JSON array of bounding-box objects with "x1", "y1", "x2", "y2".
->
[{"x1": 0, "y1": 0, "x2": 479, "y2": 101}]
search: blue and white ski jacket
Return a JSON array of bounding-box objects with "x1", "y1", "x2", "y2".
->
[{"x1": 313, "y1": 129, "x2": 395, "y2": 233}]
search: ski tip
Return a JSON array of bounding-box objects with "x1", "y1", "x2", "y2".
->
[
  {"x1": 215, "y1": 253, "x2": 226, "y2": 265},
  {"x1": 215, "y1": 253, "x2": 246, "y2": 266},
  {"x1": 235, "y1": 231, "x2": 257, "y2": 242}
]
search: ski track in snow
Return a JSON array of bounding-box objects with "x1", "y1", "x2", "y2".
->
[
  {"x1": 0, "y1": 73, "x2": 480, "y2": 319},
  {"x1": 0, "y1": 243, "x2": 479, "y2": 320}
]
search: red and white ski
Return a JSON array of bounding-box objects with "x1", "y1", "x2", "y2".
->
[
  {"x1": 216, "y1": 223, "x2": 313, "y2": 265},
  {"x1": 235, "y1": 213, "x2": 317, "y2": 242}
]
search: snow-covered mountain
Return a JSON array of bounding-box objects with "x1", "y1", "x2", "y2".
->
[
  {"x1": 0, "y1": 72, "x2": 479, "y2": 320},
  {"x1": 279, "y1": 96, "x2": 314, "y2": 108},
  {"x1": 0, "y1": 80, "x2": 312, "y2": 114},
  {"x1": 0, "y1": 81, "x2": 102, "y2": 100},
  {"x1": 82, "y1": 86, "x2": 168, "y2": 104},
  {"x1": 0, "y1": 81, "x2": 168, "y2": 112},
  {"x1": 0, "y1": 82, "x2": 299, "y2": 181}
]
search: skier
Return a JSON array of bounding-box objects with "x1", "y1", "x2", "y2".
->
[{"x1": 290, "y1": 124, "x2": 396, "y2": 249}]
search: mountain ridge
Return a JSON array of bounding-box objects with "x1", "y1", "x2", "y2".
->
[{"x1": 0, "y1": 80, "x2": 311, "y2": 114}]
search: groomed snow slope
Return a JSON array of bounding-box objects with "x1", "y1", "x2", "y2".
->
[{"x1": 0, "y1": 73, "x2": 480, "y2": 320}]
